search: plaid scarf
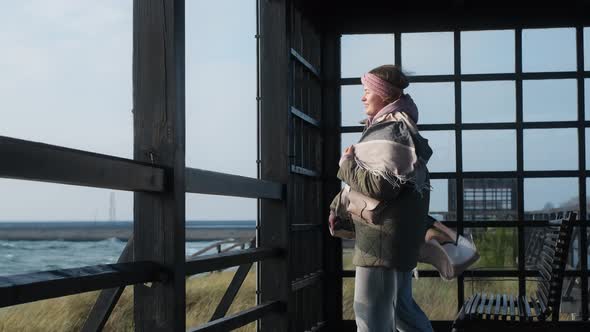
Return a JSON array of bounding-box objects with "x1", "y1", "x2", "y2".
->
[{"x1": 354, "y1": 111, "x2": 432, "y2": 194}]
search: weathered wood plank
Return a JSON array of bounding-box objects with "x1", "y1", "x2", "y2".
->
[
  {"x1": 461, "y1": 295, "x2": 475, "y2": 319},
  {"x1": 0, "y1": 136, "x2": 164, "y2": 192},
  {"x1": 290, "y1": 48, "x2": 320, "y2": 78},
  {"x1": 185, "y1": 248, "x2": 282, "y2": 276},
  {"x1": 185, "y1": 167, "x2": 283, "y2": 199},
  {"x1": 290, "y1": 223, "x2": 321, "y2": 232},
  {"x1": 305, "y1": 5, "x2": 590, "y2": 34},
  {"x1": 468, "y1": 293, "x2": 481, "y2": 318},
  {"x1": 0, "y1": 261, "x2": 161, "y2": 308},
  {"x1": 530, "y1": 295, "x2": 541, "y2": 319},
  {"x1": 508, "y1": 294, "x2": 516, "y2": 321},
  {"x1": 477, "y1": 293, "x2": 487, "y2": 318},
  {"x1": 291, "y1": 106, "x2": 322, "y2": 128},
  {"x1": 493, "y1": 294, "x2": 501, "y2": 320},
  {"x1": 521, "y1": 295, "x2": 532, "y2": 321},
  {"x1": 188, "y1": 301, "x2": 284, "y2": 332},
  {"x1": 209, "y1": 263, "x2": 253, "y2": 321},
  {"x1": 81, "y1": 237, "x2": 134, "y2": 332},
  {"x1": 189, "y1": 239, "x2": 251, "y2": 258},
  {"x1": 291, "y1": 271, "x2": 323, "y2": 292},
  {"x1": 132, "y1": 0, "x2": 186, "y2": 330},
  {"x1": 485, "y1": 293, "x2": 494, "y2": 317},
  {"x1": 537, "y1": 292, "x2": 547, "y2": 319},
  {"x1": 501, "y1": 294, "x2": 508, "y2": 320},
  {"x1": 290, "y1": 165, "x2": 321, "y2": 178},
  {"x1": 321, "y1": 30, "x2": 343, "y2": 328},
  {"x1": 259, "y1": 0, "x2": 291, "y2": 330}
]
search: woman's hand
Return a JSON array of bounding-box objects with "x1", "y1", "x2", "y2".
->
[
  {"x1": 339, "y1": 145, "x2": 355, "y2": 167},
  {"x1": 343, "y1": 145, "x2": 355, "y2": 155}
]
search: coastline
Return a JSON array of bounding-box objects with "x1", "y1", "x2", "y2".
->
[
  {"x1": 0, "y1": 222, "x2": 352, "y2": 246},
  {"x1": 0, "y1": 222, "x2": 255, "y2": 241}
]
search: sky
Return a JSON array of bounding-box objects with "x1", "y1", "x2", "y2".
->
[{"x1": 0, "y1": 1, "x2": 588, "y2": 221}]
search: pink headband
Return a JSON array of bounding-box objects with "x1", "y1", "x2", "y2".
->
[{"x1": 361, "y1": 73, "x2": 400, "y2": 99}]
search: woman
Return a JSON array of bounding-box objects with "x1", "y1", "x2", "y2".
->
[{"x1": 330, "y1": 64, "x2": 433, "y2": 331}]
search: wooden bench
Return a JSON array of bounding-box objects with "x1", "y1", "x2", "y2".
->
[
  {"x1": 451, "y1": 211, "x2": 576, "y2": 332},
  {"x1": 524, "y1": 228, "x2": 545, "y2": 268}
]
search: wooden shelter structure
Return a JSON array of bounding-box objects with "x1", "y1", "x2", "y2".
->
[{"x1": 2, "y1": 0, "x2": 590, "y2": 331}]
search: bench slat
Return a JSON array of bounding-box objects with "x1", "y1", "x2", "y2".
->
[
  {"x1": 537, "y1": 287, "x2": 548, "y2": 309},
  {"x1": 468, "y1": 293, "x2": 481, "y2": 319},
  {"x1": 542, "y1": 245, "x2": 555, "y2": 258},
  {"x1": 485, "y1": 293, "x2": 494, "y2": 317},
  {"x1": 521, "y1": 295, "x2": 532, "y2": 321},
  {"x1": 530, "y1": 295, "x2": 542, "y2": 320},
  {"x1": 462, "y1": 295, "x2": 476, "y2": 319},
  {"x1": 501, "y1": 294, "x2": 508, "y2": 320},
  {"x1": 509, "y1": 294, "x2": 516, "y2": 321},
  {"x1": 477, "y1": 293, "x2": 487, "y2": 318},
  {"x1": 493, "y1": 294, "x2": 502, "y2": 320},
  {"x1": 540, "y1": 251, "x2": 554, "y2": 265},
  {"x1": 520, "y1": 296, "x2": 526, "y2": 321},
  {"x1": 537, "y1": 293, "x2": 548, "y2": 320},
  {"x1": 539, "y1": 263, "x2": 552, "y2": 281},
  {"x1": 543, "y1": 237, "x2": 557, "y2": 248}
]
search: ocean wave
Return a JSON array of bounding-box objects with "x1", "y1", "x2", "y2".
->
[
  {"x1": 86, "y1": 237, "x2": 126, "y2": 249},
  {"x1": 0, "y1": 242, "x2": 17, "y2": 249},
  {"x1": 101, "y1": 237, "x2": 125, "y2": 244},
  {"x1": 40, "y1": 241, "x2": 70, "y2": 250},
  {"x1": 0, "y1": 239, "x2": 213, "y2": 275}
]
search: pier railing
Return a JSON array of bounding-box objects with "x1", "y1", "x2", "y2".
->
[{"x1": 0, "y1": 135, "x2": 286, "y2": 331}]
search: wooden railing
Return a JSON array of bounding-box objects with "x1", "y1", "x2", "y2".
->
[{"x1": 0, "y1": 134, "x2": 285, "y2": 331}]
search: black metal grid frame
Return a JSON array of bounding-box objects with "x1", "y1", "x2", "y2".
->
[{"x1": 339, "y1": 26, "x2": 590, "y2": 320}]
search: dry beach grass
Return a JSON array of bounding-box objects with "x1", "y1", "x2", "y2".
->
[{"x1": 0, "y1": 249, "x2": 576, "y2": 331}]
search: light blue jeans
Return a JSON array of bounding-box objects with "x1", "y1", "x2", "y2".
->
[{"x1": 354, "y1": 266, "x2": 433, "y2": 332}]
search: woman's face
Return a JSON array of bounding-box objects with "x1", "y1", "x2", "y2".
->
[{"x1": 361, "y1": 87, "x2": 388, "y2": 117}]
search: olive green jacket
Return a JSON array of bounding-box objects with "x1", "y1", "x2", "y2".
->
[{"x1": 331, "y1": 114, "x2": 432, "y2": 271}]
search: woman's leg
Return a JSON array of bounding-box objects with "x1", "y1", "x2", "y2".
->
[
  {"x1": 354, "y1": 266, "x2": 396, "y2": 332},
  {"x1": 394, "y1": 271, "x2": 433, "y2": 332}
]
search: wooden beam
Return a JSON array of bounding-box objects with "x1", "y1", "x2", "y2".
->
[
  {"x1": 291, "y1": 106, "x2": 322, "y2": 128},
  {"x1": 0, "y1": 261, "x2": 161, "y2": 308},
  {"x1": 81, "y1": 237, "x2": 134, "y2": 332},
  {"x1": 321, "y1": 30, "x2": 344, "y2": 328},
  {"x1": 188, "y1": 301, "x2": 284, "y2": 332},
  {"x1": 290, "y1": 165, "x2": 321, "y2": 178},
  {"x1": 185, "y1": 248, "x2": 282, "y2": 276},
  {"x1": 258, "y1": 0, "x2": 291, "y2": 330},
  {"x1": 0, "y1": 136, "x2": 164, "y2": 192},
  {"x1": 290, "y1": 48, "x2": 321, "y2": 78},
  {"x1": 291, "y1": 271, "x2": 323, "y2": 291},
  {"x1": 132, "y1": 0, "x2": 186, "y2": 330},
  {"x1": 209, "y1": 263, "x2": 253, "y2": 321},
  {"x1": 185, "y1": 167, "x2": 283, "y2": 200},
  {"x1": 304, "y1": 5, "x2": 590, "y2": 34}
]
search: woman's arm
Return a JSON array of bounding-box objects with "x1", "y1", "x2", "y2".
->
[{"x1": 337, "y1": 157, "x2": 402, "y2": 201}]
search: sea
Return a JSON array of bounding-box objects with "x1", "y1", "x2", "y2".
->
[{"x1": 0, "y1": 220, "x2": 255, "y2": 276}]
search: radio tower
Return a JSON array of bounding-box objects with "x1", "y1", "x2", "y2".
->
[{"x1": 109, "y1": 192, "x2": 116, "y2": 221}]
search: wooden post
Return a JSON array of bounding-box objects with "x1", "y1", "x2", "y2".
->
[
  {"x1": 321, "y1": 30, "x2": 343, "y2": 329},
  {"x1": 258, "y1": 0, "x2": 290, "y2": 330},
  {"x1": 132, "y1": 1, "x2": 186, "y2": 331}
]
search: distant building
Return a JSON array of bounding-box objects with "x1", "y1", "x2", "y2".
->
[{"x1": 441, "y1": 178, "x2": 518, "y2": 221}]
